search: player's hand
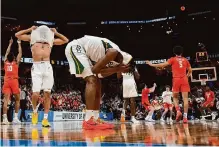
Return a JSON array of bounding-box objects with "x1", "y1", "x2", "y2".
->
[
  {"x1": 153, "y1": 83, "x2": 157, "y2": 87},
  {"x1": 118, "y1": 64, "x2": 130, "y2": 73},
  {"x1": 9, "y1": 37, "x2": 13, "y2": 44},
  {"x1": 146, "y1": 60, "x2": 152, "y2": 66},
  {"x1": 30, "y1": 26, "x2": 37, "y2": 31},
  {"x1": 50, "y1": 28, "x2": 57, "y2": 33}
]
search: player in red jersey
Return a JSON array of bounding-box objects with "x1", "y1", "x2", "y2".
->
[
  {"x1": 2, "y1": 38, "x2": 22, "y2": 124},
  {"x1": 146, "y1": 46, "x2": 192, "y2": 123},
  {"x1": 199, "y1": 86, "x2": 215, "y2": 120},
  {"x1": 142, "y1": 83, "x2": 156, "y2": 122}
]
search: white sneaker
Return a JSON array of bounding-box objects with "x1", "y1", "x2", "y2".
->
[
  {"x1": 147, "y1": 118, "x2": 155, "y2": 122},
  {"x1": 211, "y1": 113, "x2": 217, "y2": 120},
  {"x1": 13, "y1": 118, "x2": 21, "y2": 124},
  {"x1": 2, "y1": 118, "x2": 9, "y2": 125},
  {"x1": 160, "y1": 118, "x2": 165, "y2": 122},
  {"x1": 200, "y1": 117, "x2": 206, "y2": 121},
  {"x1": 131, "y1": 118, "x2": 140, "y2": 124},
  {"x1": 145, "y1": 116, "x2": 150, "y2": 121}
]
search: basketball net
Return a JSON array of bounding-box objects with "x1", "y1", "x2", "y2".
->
[{"x1": 201, "y1": 79, "x2": 207, "y2": 85}]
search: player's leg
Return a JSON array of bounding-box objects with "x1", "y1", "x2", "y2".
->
[
  {"x1": 94, "y1": 78, "x2": 101, "y2": 120},
  {"x1": 172, "y1": 78, "x2": 182, "y2": 122},
  {"x1": 31, "y1": 64, "x2": 42, "y2": 125},
  {"x1": 2, "y1": 83, "x2": 11, "y2": 124},
  {"x1": 11, "y1": 79, "x2": 21, "y2": 123},
  {"x1": 160, "y1": 104, "x2": 168, "y2": 122},
  {"x1": 169, "y1": 105, "x2": 173, "y2": 122},
  {"x1": 147, "y1": 106, "x2": 155, "y2": 122},
  {"x1": 181, "y1": 78, "x2": 190, "y2": 123},
  {"x1": 41, "y1": 62, "x2": 54, "y2": 127},
  {"x1": 130, "y1": 97, "x2": 138, "y2": 123},
  {"x1": 173, "y1": 92, "x2": 182, "y2": 122},
  {"x1": 181, "y1": 92, "x2": 189, "y2": 123}
]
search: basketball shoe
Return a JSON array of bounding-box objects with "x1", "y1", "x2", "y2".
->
[
  {"x1": 83, "y1": 116, "x2": 114, "y2": 130},
  {"x1": 32, "y1": 113, "x2": 38, "y2": 125},
  {"x1": 42, "y1": 119, "x2": 51, "y2": 127}
]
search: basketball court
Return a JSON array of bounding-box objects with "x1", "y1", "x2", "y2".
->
[{"x1": 1, "y1": 120, "x2": 219, "y2": 146}]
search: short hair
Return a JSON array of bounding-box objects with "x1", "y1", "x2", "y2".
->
[
  {"x1": 165, "y1": 85, "x2": 171, "y2": 89},
  {"x1": 7, "y1": 52, "x2": 15, "y2": 62},
  {"x1": 173, "y1": 46, "x2": 184, "y2": 56}
]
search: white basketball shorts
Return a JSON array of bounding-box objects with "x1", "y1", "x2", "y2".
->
[
  {"x1": 31, "y1": 61, "x2": 54, "y2": 92},
  {"x1": 65, "y1": 40, "x2": 94, "y2": 79},
  {"x1": 123, "y1": 78, "x2": 138, "y2": 98}
]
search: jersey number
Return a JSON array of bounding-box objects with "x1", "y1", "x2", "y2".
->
[
  {"x1": 179, "y1": 61, "x2": 183, "y2": 68},
  {"x1": 76, "y1": 45, "x2": 82, "y2": 53},
  {"x1": 7, "y1": 65, "x2": 13, "y2": 71}
]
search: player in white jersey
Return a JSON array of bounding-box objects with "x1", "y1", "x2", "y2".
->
[
  {"x1": 121, "y1": 67, "x2": 140, "y2": 123},
  {"x1": 160, "y1": 85, "x2": 173, "y2": 123},
  {"x1": 65, "y1": 35, "x2": 132, "y2": 129},
  {"x1": 15, "y1": 25, "x2": 68, "y2": 127}
]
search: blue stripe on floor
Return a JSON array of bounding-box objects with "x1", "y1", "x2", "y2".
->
[{"x1": 1, "y1": 139, "x2": 166, "y2": 146}]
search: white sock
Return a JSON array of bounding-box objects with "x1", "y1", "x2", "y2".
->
[
  {"x1": 3, "y1": 114, "x2": 7, "y2": 119},
  {"x1": 14, "y1": 113, "x2": 18, "y2": 119},
  {"x1": 93, "y1": 110, "x2": 99, "y2": 120},
  {"x1": 85, "y1": 110, "x2": 94, "y2": 121},
  {"x1": 183, "y1": 113, "x2": 187, "y2": 118},
  {"x1": 44, "y1": 113, "x2": 48, "y2": 119},
  {"x1": 131, "y1": 116, "x2": 135, "y2": 120}
]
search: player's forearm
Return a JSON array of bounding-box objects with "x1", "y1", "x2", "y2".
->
[
  {"x1": 17, "y1": 42, "x2": 22, "y2": 62},
  {"x1": 92, "y1": 50, "x2": 118, "y2": 74},
  {"x1": 54, "y1": 32, "x2": 69, "y2": 43},
  {"x1": 6, "y1": 43, "x2": 12, "y2": 54},
  {"x1": 98, "y1": 67, "x2": 120, "y2": 77}
]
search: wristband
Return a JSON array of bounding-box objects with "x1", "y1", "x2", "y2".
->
[{"x1": 97, "y1": 73, "x2": 103, "y2": 78}]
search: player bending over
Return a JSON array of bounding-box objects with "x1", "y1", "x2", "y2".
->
[{"x1": 65, "y1": 35, "x2": 132, "y2": 129}]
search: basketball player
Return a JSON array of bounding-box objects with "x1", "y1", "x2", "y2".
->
[
  {"x1": 199, "y1": 86, "x2": 215, "y2": 121},
  {"x1": 142, "y1": 83, "x2": 157, "y2": 122},
  {"x1": 121, "y1": 66, "x2": 140, "y2": 123},
  {"x1": 146, "y1": 46, "x2": 192, "y2": 123},
  {"x1": 65, "y1": 35, "x2": 132, "y2": 129},
  {"x1": 15, "y1": 25, "x2": 69, "y2": 127},
  {"x1": 160, "y1": 85, "x2": 173, "y2": 123},
  {"x1": 2, "y1": 38, "x2": 22, "y2": 124}
]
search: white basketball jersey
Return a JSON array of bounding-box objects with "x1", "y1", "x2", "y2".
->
[
  {"x1": 77, "y1": 35, "x2": 132, "y2": 64},
  {"x1": 30, "y1": 25, "x2": 54, "y2": 47},
  {"x1": 162, "y1": 91, "x2": 173, "y2": 104}
]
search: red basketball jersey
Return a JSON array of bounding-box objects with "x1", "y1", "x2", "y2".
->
[
  {"x1": 4, "y1": 61, "x2": 19, "y2": 79},
  {"x1": 168, "y1": 56, "x2": 191, "y2": 78}
]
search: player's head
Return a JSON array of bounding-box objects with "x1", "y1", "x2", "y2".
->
[
  {"x1": 7, "y1": 52, "x2": 15, "y2": 62},
  {"x1": 205, "y1": 86, "x2": 210, "y2": 91},
  {"x1": 173, "y1": 46, "x2": 183, "y2": 56},
  {"x1": 165, "y1": 85, "x2": 170, "y2": 91}
]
